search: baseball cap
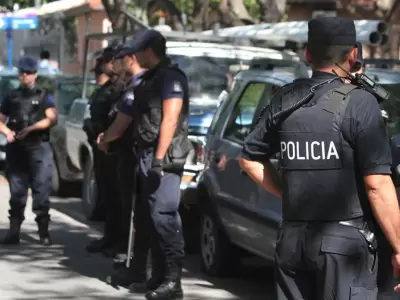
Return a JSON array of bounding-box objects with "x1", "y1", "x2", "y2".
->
[
  {"x1": 18, "y1": 56, "x2": 38, "y2": 73},
  {"x1": 114, "y1": 29, "x2": 167, "y2": 59},
  {"x1": 308, "y1": 17, "x2": 357, "y2": 46}
]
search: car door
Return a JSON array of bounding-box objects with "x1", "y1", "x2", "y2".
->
[
  {"x1": 65, "y1": 99, "x2": 89, "y2": 169},
  {"x1": 210, "y1": 81, "x2": 273, "y2": 250},
  {"x1": 245, "y1": 80, "x2": 284, "y2": 261}
]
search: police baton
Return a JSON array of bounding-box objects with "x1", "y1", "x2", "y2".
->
[{"x1": 125, "y1": 166, "x2": 137, "y2": 268}]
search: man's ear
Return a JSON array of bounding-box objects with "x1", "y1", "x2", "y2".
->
[
  {"x1": 348, "y1": 47, "x2": 358, "y2": 67},
  {"x1": 304, "y1": 47, "x2": 312, "y2": 64}
]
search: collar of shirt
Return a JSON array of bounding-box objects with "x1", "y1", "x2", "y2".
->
[{"x1": 311, "y1": 71, "x2": 339, "y2": 79}]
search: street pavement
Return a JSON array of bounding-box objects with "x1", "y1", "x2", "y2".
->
[{"x1": 0, "y1": 180, "x2": 276, "y2": 300}]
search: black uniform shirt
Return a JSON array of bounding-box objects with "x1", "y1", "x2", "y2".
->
[{"x1": 241, "y1": 71, "x2": 392, "y2": 176}]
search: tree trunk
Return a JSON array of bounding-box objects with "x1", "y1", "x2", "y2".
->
[
  {"x1": 147, "y1": 0, "x2": 184, "y2": 30},
  {"x1": 257, "y1": 0, "x2": 287, "y2": 23},
  {"x1": 191, "y1": 0, "x2": 209, "y2": 31},
  {"x1": 101, "y1": 0, "x2": 128, "y2": 30},
  {"x1": 218, "y1": 0, "x2": 251, "y2": 27}
]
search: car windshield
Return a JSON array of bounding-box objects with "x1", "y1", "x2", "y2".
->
[
  {"x1": 170, "y1": 54, "x2": 306, "y2": 101},
  {"x1": 381, "y1": 83, "x2": 400, "y2": 136},
  {"x1": 0, "y1": 76, "x2": 20, "y2": 103},
  {"x1": 170, "y1": 55, "x2": 248, "y2": 100}
]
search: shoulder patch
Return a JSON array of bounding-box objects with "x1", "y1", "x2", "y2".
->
[{"x1": 172, "y1": 81, "x2": 182, "y2": 93}]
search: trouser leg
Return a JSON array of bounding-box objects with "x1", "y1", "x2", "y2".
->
[
  {"x1": 139, "y1": 153, "x2": 184, "y2": 300},
  {"x1": 3, "y1": 144, "x2": 29, "y2": 244},
  {"x1": 28, "y1": 142, "x2": 53, "y2": 245}
]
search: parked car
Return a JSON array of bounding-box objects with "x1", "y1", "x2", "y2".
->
[
  {"x1": 180, "y1": 58, "x2": 310, "y2": 253},
  {"x1": 187, "y1": 66, "x2": 400, "y2": 276},
  {"x1": 65, "y1": 98, "x2": 97, "y2": 218}
]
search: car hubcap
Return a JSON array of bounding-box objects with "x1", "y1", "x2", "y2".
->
[{"x1": 201, "y1": 215, "x2": 216, "y2": 269}]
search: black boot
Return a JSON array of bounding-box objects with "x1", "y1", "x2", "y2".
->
[
  {"x1": 36, "y1": 216, "x2": 52, "y2": 246},
  {"x1": 2, "y1": 217, "x2": 22, "y2": 245},
  {"x1": 106, "y1": 265, "x2": 146, "y2": 287},
  {"x1": 145, "y1": 262, "x2": 183, "y2": 300},
  {"x1": 130, "y1": 249, "x2": 164, "y2": 293}
]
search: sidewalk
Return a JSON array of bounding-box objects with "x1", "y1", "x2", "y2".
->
[{"x1": 0, "y1": 182, "x2": 247, "y2": 300}]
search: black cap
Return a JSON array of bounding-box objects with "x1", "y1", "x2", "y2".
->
[
  {"x1": 308, "y1": 17, "x2": 357, "y2": 46},
  {"x1": 18, "y1": 56, "x2": 38, "y2": 72},
  {"x1": 114, "y1": 29, "x2": 166, "y2": 59}
]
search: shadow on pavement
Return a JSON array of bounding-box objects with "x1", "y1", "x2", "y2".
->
[{"x1": 48, "y1": 197, "x2": 276, "y2": 300}]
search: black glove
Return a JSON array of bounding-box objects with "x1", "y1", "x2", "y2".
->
[{"x1": 149, "y1": 158, "x2": 164, "y2": 177}]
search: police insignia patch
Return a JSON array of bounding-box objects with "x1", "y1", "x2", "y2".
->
[{"x1": 172, "y1": 81, "x2": 182, "y2": 93}]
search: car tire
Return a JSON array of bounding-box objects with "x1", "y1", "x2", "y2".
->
[
  {"x1": 200, "y1": 203, "x2": 239, "y2": 276},
  {"x1": 82, "y1": 157, "x2": 103, "y2": 221}
]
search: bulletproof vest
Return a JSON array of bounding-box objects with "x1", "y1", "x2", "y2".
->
[
  {"x1": 7, "y1": 86, "x2": 48, "y2": 141},
  {"x1": 89, "y1": 80, "x2": 121, "y2": 136},
  {"x1": 135, "y1": 60, "x2": 189, "y2": 149},
  {"x1": 278, "y1": 83, "x2": 365, "y2": 221}
]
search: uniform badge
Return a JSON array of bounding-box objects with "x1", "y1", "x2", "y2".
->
[
  {"x1": 172, "y1": 81, "x2": 182, "y2": 93},
  {"x1": 125, "y1": 92, "x2": 135, "y2": 105}
]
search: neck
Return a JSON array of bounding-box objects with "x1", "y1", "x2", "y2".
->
[
  {"x1": 317, "y1": 63, "x2": 350, "y2": 79},
  {"x1": 148, "y1": 56, "x2": 162, "y2": 69}
]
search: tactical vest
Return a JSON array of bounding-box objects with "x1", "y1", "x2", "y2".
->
[
  {"x1": 7, "y1": 86, "x2": 48, "y2": 141},
  {"x1": 88, "y1": 80, "x2": 121, "y2": 136},
  {"x1": 278, "y1": 83, "x2": 366, "y2": 221},
  {"x1": 135, "y1": 61, "x2": 192, "y2": 168}
]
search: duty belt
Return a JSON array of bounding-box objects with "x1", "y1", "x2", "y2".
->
[{"x1": 339, "y1": 218, "x2": 377, "y2": 249}]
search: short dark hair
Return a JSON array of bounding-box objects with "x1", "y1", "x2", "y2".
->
[
  {"x1": 40, "y1": 50, "x2": 50, "y2": 59},
  {"x1": 307, "y1": 44, "x2": 354, "y2": 69}
]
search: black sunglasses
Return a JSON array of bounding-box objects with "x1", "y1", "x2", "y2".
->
[{"x1": 19, "y1": 70, "x2": 36, "y2": 75}]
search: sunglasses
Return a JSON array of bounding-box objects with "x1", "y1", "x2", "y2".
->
[{"x1": 19, "y1": 70, "x2": 36, "y2": 75}]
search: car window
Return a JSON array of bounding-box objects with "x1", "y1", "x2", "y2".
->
[
  {"x1": 208, "y1": 80, "x2": 243, "y2": 136},
  {"x1": 67, "y1": 100, "x2": 87, "y2": 123},
  {"x1": 223, "y1": 82, "x2": 269, "y2": 142},
  {"x1": 58, "y1": 82, "x2": 84, "y2": 115}
]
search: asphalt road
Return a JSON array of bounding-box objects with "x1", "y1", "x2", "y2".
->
[{"x1": 0, "y1": 180, "x2": 276, "y2": 300}]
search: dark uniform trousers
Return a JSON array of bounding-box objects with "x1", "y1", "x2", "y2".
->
[
  {"x1": 116, "y1": 148, "x2": 136, "y2": 247},
  {"x1": 138, "y1": 151, "x2": 185, "y2": 274},
  {"x1": 92, "y1": 146, "x2": 119, "y2": 241},
  {"x1": 275, "y1": 221, "x2": 378, "y2": 300},
  {"x1": 6, "y1": 141, "x2": 52, "y2": 220}
]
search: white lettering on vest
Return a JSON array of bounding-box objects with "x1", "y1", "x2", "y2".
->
[
  {"x1": 327, "y1": 141, "x2": 340, "y2": 159},
  {"x1": 287, "y1": 142, "x2": 295, "y2": 160},
  {"x1": 280, "y1": 140, "x2": 340, "y2": 161},
  {"x1": 311, "y1": 141, "x2": 320, "y2": 160}
]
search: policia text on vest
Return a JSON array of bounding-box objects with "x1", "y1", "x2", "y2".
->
[{"x1": 280, "y1": 132, "x2": 341, "y2": 169}]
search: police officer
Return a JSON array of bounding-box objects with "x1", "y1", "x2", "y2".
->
[
  {"x1": 84, "y1": 48, "x2": 122, "y2": 254},
  {"x1": 0, "y1": 56, "x2": 57, "y2": 245},
  {"x1": 122, "y1": 29, "x2": 190, "y2": 300},
  {"x1": 97, "y1": 44, "x2": 149, "y2": 286},
  {"x1": 239, "y1": 17, "x2": 400, "y2": 299}
]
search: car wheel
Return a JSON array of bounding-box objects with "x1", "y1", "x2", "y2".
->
[
  {"x1": 200, "y1": 204, "x2": 238, "y2": 276},
  {"x1": 82, "y1": 157, "x2": 103, "y2": 221}
]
